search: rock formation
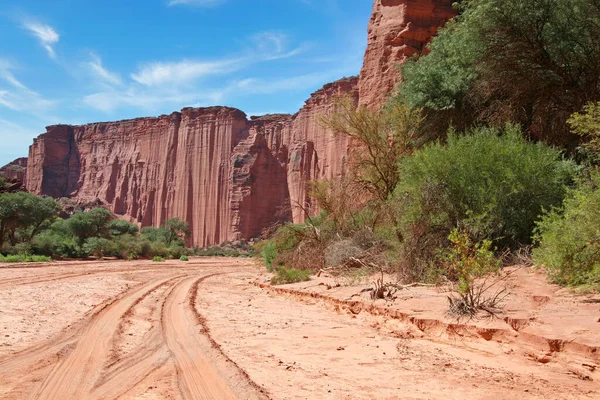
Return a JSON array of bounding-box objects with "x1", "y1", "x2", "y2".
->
[
  {"x1": 24, "y1": 0, "x2": 455, "y2": 247},
  {"x1": 0, "y1": 157, "x2": 27, "y2": 185},
  {"x1": 358, "y1": 0, "x2": 457, "y2": 109},
  {"x1": 26, "y1": 79, "x2": 357, "y2": 247}
]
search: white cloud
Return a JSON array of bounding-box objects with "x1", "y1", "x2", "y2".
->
[
  {"x1": 22, "y1": 22, "x2": 60, "y2": 59},
  {"x1": 83, "y1": 87, "x2": 224, "y2": 113},
  {"x1": 168, "y1": 0, "x2": 226, "y2": 7},
  {"x1": 0, "y1": 60, "x2": 55, "y2": 112},
  {"x1": 131, "y1": 59, "x2": 240, "y2": 87},
  {"x1": 87, "y1": 53, "x2": 122, "y2": 86},
  {"x1": 131, "y1": 31, "x2": 308, "y2": 88}
]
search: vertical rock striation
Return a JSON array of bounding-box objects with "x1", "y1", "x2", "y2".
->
[
  {"x1": 358, "y1": 0, "x2": 457, "y2": 109},
  {"x1": 24, "y1": 0, "x2": 455, "y2": 246}
]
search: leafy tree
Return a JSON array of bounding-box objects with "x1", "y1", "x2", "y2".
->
[
  {"x1": 140, "y1": 226, "x2": 168, "y2": 242},
  {"x1": 108, "y1": 219, "x2": 139, "y2": 236},
  {"x1": 568, "y1": 101, "x2": 600, "y2": 154},
  {"x1": 398, "y1": 0, "x2": 600, "y2": 145},
  {"x1": 83, "y1": 237, "x2": 117, "y2": 259},
  {"x1": 68, "y1": 208, "x2": 113, "y2": 245},
  {"x1": 163, "y1": 218, "x2": 190, "y2": 246},
  {"x1": 0, "y1": 192, "x2": 60, "y2": 246},
  {"x1": 321, "y1": 96, "x2": 423, "y2": 200},
  {"x1": 19, "y1": 194, "x2": 61, "y2": 242}
]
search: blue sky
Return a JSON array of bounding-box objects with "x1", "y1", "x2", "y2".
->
[{"x1": 0, "y1": 0, "x2": 372, "y2": 165}]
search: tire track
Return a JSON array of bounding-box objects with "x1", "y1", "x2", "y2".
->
[
  {"x1": 162, "y1": 276, "x2": 237, "y2": 400},
  {"x1": 30, "y1": 275, "x2": 185, "y2": 400}
]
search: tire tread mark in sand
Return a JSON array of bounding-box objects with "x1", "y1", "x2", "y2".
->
[
  {"x1": 90, "y1": 277, "x2": 188, "y2": 400},
  {"x1": 31, "y1": 275, "x2": 186, "y2": 400},
  {"x1": 162, "y1": 275, "x2": 239, "y2": 400},
  {"x1": 190, "y1": 275, "x2": 272, "y2": 399}
]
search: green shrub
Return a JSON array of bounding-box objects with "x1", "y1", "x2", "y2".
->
[
  {"x1": 149, "y1": 241, "x2": 169, "y2": 258},
  {"x1": 83, "y1": 237, "x2": 117, "y2": 259},
  {"x1": 152, "y1": 256, "x2": 165, "y2": 262},
  {"x1": 533, "y1": 172, "x2": 600, "y2": 288},
  {"x1": 0, "y1": 254, "x2": 52, "y2": 263},
  {"x1": 167, "y1": 246, "x2": 185, "y2": 259},
  {"x1": 262, "y1": 241, "x2": 278, "y2": 272},
  {"x1": 270, "y1": 266, "x2": 311, "y2": 285},
  {"x1": 179, "y1": 255, "x2": 189, "y2": 262},
  {"x1": 445, "y1": 229, "x2": 502, "y2": 316},
  {"x1": 393, "y1": 125, "x2": 575, "y2": 280}
]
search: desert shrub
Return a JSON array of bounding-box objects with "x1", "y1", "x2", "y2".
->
[
  {"x1": 168, "y1": 246, "x2": 185, "y2": 259},
  {"x1": 393, "y1": 125, "x2": 575, "y2": 281},
  {"x1": 324, "y1": 239, "x2": 363, "y2": 268},
  {"x1": 262, "y1": 241, "x2": 278, "y2": 271},
  {"x1": 180, "y1": 255, "x2": 189, "y2": 262},
  {"x1": 445, "y1": 229, "x2": 504, "y2": 317},
  {"x1": 149, "y1": 241, "x2": 170, "y2": 258},
  {"x1": 83, "y1": 237, "x2": 117, "y2": 259},
  {"x1": 152, "y1": 256, "x2": 165, "y2": 262},
  {"x1": 32, "y1": 219, "x2": 84, "y2": 258},
  {"x1": 321, "y1": 98, "x2": 423, "y2": 201},
  {"x1": 140, "y1": 226, "x2": 168, "y2": 242},
  {"x1": 533, "y1": 172, "x2": 600, "y2": 288},
  {"x1": 0, "y1": 254, "x2": 52, "y2": 263},
  {"x1": 112, "y1": 234, "x2": 149, "y2": 259},
  {"x1": 270, "y1": 266, "x2": 311, "y2": 285}
]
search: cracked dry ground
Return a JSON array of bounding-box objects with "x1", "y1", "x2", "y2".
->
[{"x1": 0, "y1": 259, "x2": 597, "y2": 399}]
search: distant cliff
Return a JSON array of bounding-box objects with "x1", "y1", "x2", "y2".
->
[
  {"x1": 0, "y1": 157, "x2": 27, "y2": 186},
  {"x1": 25, "y1": 0, "x2": 456, "y2": 247}
]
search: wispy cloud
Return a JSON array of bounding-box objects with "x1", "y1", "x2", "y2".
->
[
  {"x1": 167, "y1": 0, "x2": 227, "y2": 7},
  {"x1": 0, "y1": 60, "x2": 55, "y2": 112},
  {"x1": 131, "y1": 31, "x2": 308, "y2": 88},
  {"x1": 131, "y1": 59, "x2": 240, "y2": 87},
  {"x1": 22, "y1": 21, "x2": 59, "y2": 59},
  {"x1": 83, "y1": 87, "x2": 224, "y2": 113},
  {"x1": 87, "y1": 53, "x2": 122, "y2": 86}
]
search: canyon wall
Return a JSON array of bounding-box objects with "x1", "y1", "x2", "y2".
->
[
  {"x1": 0, "y1": 157, "x2": 27, "y2": 185},
  {"x1": 25, "y1": 0, "x2": 455, "y2": 247},
  {"x1": 358, "y1": 0, "x2": 457, "y2": 109}
]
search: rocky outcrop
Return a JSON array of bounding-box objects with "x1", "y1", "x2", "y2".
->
[
  {"x1": 358, "y1": 0, "x2": 457, "y2": 109},
  {"x1": 25, "y1": 0, "x2": 455, "y2": 246},
  {"x1": 26, "y1": 79, "x2": 357, "y2": 246},
  {"x1": 0, "y1": 157, "x2": 27, "y2": 185}
]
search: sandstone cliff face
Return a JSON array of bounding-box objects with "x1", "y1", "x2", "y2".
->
[
  {"x1": 26, "y1": 79, "x2": 357, "y2": 246},
  {"x1": 358, "y1": 0, "x2": 457, "y2": 109},
  {"x1": 25, "y1": 0, "x2": 454, "y2": 246},
  {"x1": 0, "y1": 157, "x2": 27, "y2": 185}
]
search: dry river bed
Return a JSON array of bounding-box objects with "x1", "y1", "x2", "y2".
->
[{"x1": 0, "y1": 258, "x2": 597, "y2": 399}]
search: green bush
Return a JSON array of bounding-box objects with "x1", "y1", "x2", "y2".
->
[
  {"x1": 445, "y1": 229, "x2": 502, "y2": 316},
  {"x1": 152, "y1": 256, "x2": 165, "y2": 262},
  {"x1": 0, "y1": 254, "x2": 52, "y2": 263},
  {"x1": 393, "y1": 125, "x2": 575, "y2": 280},
  {"x1": 533, "y1": 172, "x2": 600, "y2": 288},
  {"x1": 83, "y1": 237, "x2": 117, "y2": 259},
  {"x1": 180, "y1": 255, "x2": 189, "y2": 262},
  {"x1": 168, "y1": 246, "x2": 185, "y2": 259},
  {"x1": 262, "y1": 241, "x2": 278, "y2": 271},
  {"x1": 270, "y1": 266, "x2": 311, "y2": 285}
]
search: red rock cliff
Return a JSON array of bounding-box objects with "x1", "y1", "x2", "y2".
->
[
  {"x1": 25, "y1": 0, "x2": 454, "y2": 246},
  {"x1": 0, "y1": 157, "x2": 28, "y2": 186},
  {"x1": 358, "y1": 0, "x2": 457, "y2": 109}
]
